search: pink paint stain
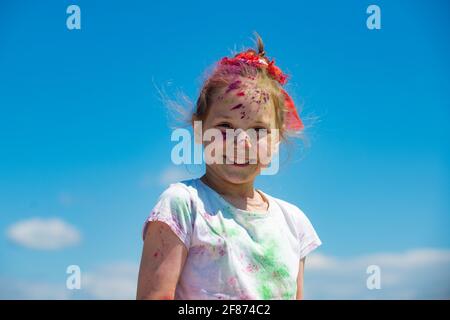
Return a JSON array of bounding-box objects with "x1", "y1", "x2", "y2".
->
[
  {"x1": 236, "y1": 91, "x2": 245, "y2": 96},
  {"x1": 153, "y1": 249, "x2": 160, "y2": 258},
  {"x1": 239, "y1": 294, "x2": 253, "y2": 300},
  {"x1": 190, "y1": 245, "x2": 207, "y2": 255},
  {"x1": 228, "y1": 277, "x2": 238, "y2": 286},
  {"x1": 246, "y1": 263, "x2": 259, "y2": 273},
  {"x1": 230, "y1": 103, "x2": 243, "y2": 110},
  {"x1": 225, "y1": 80, "x2": 241, "y2": 93}
]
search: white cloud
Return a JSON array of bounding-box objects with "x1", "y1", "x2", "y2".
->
[
  {"x1": 6, "y1": 218, "x2": 81, "y2": 250},
  {"x1": 1, "y1": 249, "x2": 449, "y2": 299},
  {"x1": 0, "y1": 262, "x2": 138, "y2": 300},
  {"x1": 82, "y1": 262, "x2": 139, "y2": 299},
  {"x1": 304, "y1": 248, "x2": 450, "y2": 299},
  {"x1": 0, "y1": 278, "x2": 69, "y2": 300}
]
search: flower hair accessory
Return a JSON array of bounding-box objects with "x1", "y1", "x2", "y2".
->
[
  {"x1": 220, "y1": 50, "x2": 288, "y2": 85},
  {"x1": 281, "y1": 89, "x2": 304, "y2": 131},
  {"x1": 219, "y1": 49, "x2": 304, "y2": 131}
]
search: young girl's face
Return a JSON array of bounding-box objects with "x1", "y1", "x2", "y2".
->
[{"x1": 200, "y1": 76, "x2": 279, "y2": 184}]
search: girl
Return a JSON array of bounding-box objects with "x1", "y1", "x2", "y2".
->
[{"x1": 136, "y1": 35, "x2": 322, "y2": 300}]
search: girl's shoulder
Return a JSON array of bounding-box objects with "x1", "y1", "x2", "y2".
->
[
  {"x1": 143, "y1": 179, "x2": 200, "y2": 244},
  {"x1": 155, "y1": 178, "x2": 201, "y2": 210},
  {"x1": 262, "y1": 191, "x2": 307, "y2": 218},
  {"x1": 262, "y1": 191, "x2": 318, "y2": 234},
  {"x1": 159, "y1": 178, "x2": 198, "y2": 198},
  {"x1": 263, "y1": 191, "x2": 322, "y2": 257}
]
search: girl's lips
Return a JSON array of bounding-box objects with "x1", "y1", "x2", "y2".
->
[
  {"x1": 232, "y1": 162, "x2": 249, "y2": 167},
  {"x1": 223, "y1": 156, "x2": 250, "y2": 166}
]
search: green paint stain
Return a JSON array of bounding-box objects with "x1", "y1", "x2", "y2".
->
[
  {"x1": 170, "y1": 197, "x2": 191, "y2": 219},
  {"x1": 201, "y1": 207, "x2": 236, "y2": 239},
  {"x1": 283, "y1": 289, "x2": 297, "y2": 300},
  {"x1": 261, "y1": 284, "x2": 272, "y2": 300},
  {"x1": 251, "y1": 239, "x2": 294, "y2": 299},
  {"x1": 226, "y1": 227, "x2": 240, "y2": 237}
]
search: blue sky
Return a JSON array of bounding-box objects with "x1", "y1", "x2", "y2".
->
[{"x1": 0, "y1": 0, "x2": 449, "y2": 299}]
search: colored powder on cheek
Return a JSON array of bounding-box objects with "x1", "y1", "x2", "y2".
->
[
  {"x1": 230, "y1": 103, "x2": 243, "y2": 110},
  {"x1": 236, "y1": 91, "x2": 245, "y2": 96}
]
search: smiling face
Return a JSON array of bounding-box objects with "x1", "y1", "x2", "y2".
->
[{"x1": 199, "y1": 76, "x2": 281, "y2": 184}]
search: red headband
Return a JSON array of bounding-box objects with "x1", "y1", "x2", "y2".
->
[{"x1": 219, "y1": 50, "x2": 304, "y2": 131}]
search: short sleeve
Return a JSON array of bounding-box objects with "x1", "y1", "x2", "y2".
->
[
  {"x1": 296, "y1": 207, "x2": 322, "y2": 259},
  {"x1": 142, "y1": 183, "x2": 195, "y2": 249}
]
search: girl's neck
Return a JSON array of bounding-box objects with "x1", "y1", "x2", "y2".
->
[{"x1": 200, "y1": 170, "x2": 256, "y2": 199}]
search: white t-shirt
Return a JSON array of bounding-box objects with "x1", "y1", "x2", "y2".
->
[{"x1": 142, "y1": 177, "x2": 322, "y2": 300}]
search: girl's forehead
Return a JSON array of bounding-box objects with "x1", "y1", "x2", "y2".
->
[
  {"x1": 209, "y1": 77, "x2": 275, "y2": 124},
  {"x1": 218, "y1": 76, "x2": 267, "y2": 95}
]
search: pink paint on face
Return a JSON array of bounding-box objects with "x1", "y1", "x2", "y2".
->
[
  {"x1": 225, "y1": 80, "x2": 242, "y2": 94},
  {"x1": 230, "y1": 103, "x2": 243, "y2": 110}
]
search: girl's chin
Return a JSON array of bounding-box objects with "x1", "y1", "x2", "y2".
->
[{"x1": 219, "y1": 166, "x2": 260, "y2": 183}]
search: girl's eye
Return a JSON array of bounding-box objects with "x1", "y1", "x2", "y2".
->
[
  {"x1": 216, "y1": 123, "x2": 233, "y2": 139},
  {"x1": 254, "y1": 127, "x2": 271, "y2": 139},
  {"x1": 217, "y1": 122, "x2": 233, "y2": 129},
  {"x1": 254, "y1": 127, "x2": 270, "y2": 133}
]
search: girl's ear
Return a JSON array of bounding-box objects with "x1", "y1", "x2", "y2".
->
[
  {"x1": 270, "y1": 129, "x2": 281, "y2": 154},
  {"x1": 279, "y1": 122, "x2": 286, "y2": 135}
]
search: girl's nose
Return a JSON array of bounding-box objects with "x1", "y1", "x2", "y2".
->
[{"x1": 235, "y1": 129, "x2": 252, "y2": 149}]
